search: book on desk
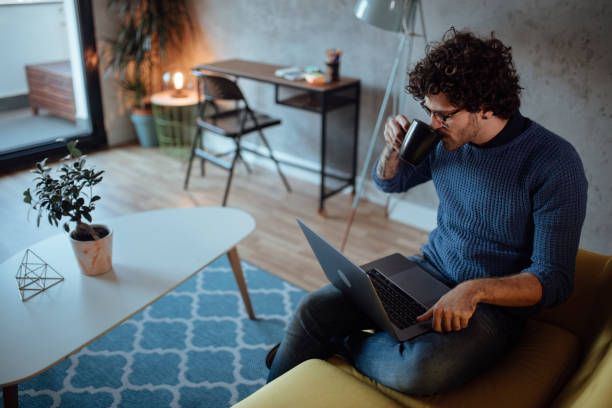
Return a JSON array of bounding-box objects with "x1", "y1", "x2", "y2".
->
[{"x1": 274, "y1": 65, "x2": 324, "y2": 82}]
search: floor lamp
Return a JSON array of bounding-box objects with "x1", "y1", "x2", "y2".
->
[{"x1": 340, "y1": 0, "x2": 426, "y2": 252}]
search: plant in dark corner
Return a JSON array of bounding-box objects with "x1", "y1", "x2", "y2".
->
[
  {"x1": 102, "y1": 0, "x2": 193, "y2": 147},
  {"x1": 23, "y1": 141, "x2": 112, "y2": 276}
]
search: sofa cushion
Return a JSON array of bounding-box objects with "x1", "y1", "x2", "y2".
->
[
  {"x1": 232, "y1": 358, "x2": 402, "y2": 408},
  {"x1": 551, "y1": 312, "x2": 612, "y2": 407},
  {"x1": 331, "y1": 319, "x2": 580, "y2": 408},
  {"x1": 533, "y1": 250, "x2": 612, "y2": 346}
]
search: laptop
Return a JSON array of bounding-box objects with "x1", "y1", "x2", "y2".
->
[{"x1": 297, "y1": 219, "x2": 451, "y2": 341}]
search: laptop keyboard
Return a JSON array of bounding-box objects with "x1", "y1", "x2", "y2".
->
[{"x1": 366, "y1": 268, "x2": 427, "y2": 329}]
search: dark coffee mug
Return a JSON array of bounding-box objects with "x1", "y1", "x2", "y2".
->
[{"x1": 398, "y1": 119, "x2": 440, "y2": 166}]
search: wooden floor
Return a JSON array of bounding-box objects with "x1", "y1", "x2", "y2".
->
[{"x1": 0, "y1": 145, "x2": 428, "y2": 292}]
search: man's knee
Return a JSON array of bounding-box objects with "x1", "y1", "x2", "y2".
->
[
  {"x1": 294, "y1": 287, "x2": 340, "y2": 326},
  {"x1": 386, "y1": 352, "x2": 461, "y2": 397}
]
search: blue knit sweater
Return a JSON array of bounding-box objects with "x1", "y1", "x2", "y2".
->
[{"x1": 373, "y1": 121, "x2": 587, "y2": 308}]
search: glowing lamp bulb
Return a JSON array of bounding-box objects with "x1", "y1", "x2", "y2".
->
[
  {"x1": 173, "y1": 72, "x2": 184, "y2": 90},
  {"x1": 171, "y1": 72, "x2": 187, "y2": 97}
]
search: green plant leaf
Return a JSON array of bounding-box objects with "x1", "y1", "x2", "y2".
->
[
  {"x1": 23, "y1": 189, "x2": 32, "y2": 204},
  {"x1": 36, "y1": 158, "x2": 48, "y2": 171},
  {"x1": 67, "y1": 140, "x2": 82, "y2": 158}
]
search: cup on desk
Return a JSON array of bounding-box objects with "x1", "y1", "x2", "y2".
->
[
  {"x1": 326, "y1": 61, "x2": 340, "y2": 82},
  {"x1": 398, "y1": 119, "x2": 441, "y2": 166}
]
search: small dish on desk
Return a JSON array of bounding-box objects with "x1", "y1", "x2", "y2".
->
[{"x1": 305, "y1": 72, "x2": 325, "y2": 85}]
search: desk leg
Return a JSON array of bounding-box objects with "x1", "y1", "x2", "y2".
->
[
  {"x1": 3, "y1": 385, "x2": 18, "y2": 408},
  {"x1": 227, "y1": 247, "x2": 256, "y2": 319},
  {"x1": 352, "y1": 84, "x2": 360, "y2": 194},
  {"x1": 319, "y1": 94, "x2": 327, "y2": 215}
]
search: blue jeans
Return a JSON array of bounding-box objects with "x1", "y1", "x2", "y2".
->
[{"x1": 267, "y1": 255, "x2": 526, "y2": 396}]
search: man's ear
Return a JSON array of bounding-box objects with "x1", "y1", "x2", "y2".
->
[{"x1": 480, "y1": 107, "x2": 494, "y2": 120}]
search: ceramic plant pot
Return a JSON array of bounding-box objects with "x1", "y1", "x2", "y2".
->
[
  {"x1": 69, "y1": 224, "x2": 113, "y2": 276},
  {"x1": 130, "y1": 109, "x2": 158, "y2": 147}
]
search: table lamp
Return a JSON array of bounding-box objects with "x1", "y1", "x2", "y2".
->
[
  {"x1": 341, "y1": 0, "x2": 427, "y2": 251},
  {"x1": 172, "y1": 70, "x2": 187, "y2": 98},
  {"x1": 354, "y1": 0, "x2": 404, "y2": 32}
]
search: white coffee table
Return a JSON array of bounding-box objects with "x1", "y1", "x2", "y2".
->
[{"x1": 0, "y1": 207, "x2": 256, "y2": 407}]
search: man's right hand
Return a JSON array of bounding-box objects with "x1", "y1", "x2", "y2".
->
[
  {"x1": 384, "y1": 114, "x2": 411, "y2": 152},
  {"x1": 376, "y1": 115, "x2": 411, "y2": 180}
]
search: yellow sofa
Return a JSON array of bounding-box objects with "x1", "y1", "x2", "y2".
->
[{"x1": 234, "y1": 249, "x2": 612, "y2": 408}]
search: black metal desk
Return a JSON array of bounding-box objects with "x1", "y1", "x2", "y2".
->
[{"x1": 195, "y1": 59, "x2": 360, "y2": 214}]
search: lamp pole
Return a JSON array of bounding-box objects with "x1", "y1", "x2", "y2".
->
[{"x1": 341, "y1": 0, "x2": 425, "y2": 252}]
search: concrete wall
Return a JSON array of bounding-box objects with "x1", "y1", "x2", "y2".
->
[{"x1": 94, "y1": 0, "x2": 612, "y2": 253}]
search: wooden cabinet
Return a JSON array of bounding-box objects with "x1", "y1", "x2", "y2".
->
[{"x1": 25, "y1": 61, "x2": 76, "y2": 122}]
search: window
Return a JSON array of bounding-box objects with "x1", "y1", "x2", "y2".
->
[{"x1": 0, "y1": 0, "x2": 105, "y2": 168}]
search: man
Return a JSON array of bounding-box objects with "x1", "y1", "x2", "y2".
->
[{"x1": 266, "y1": 28, "x2": 587, "y2": 396}]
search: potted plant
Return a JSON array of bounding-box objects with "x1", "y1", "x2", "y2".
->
[
  {"x1": 23, "y1": 141, "x2": 112, "y2": 276},
  {"x1": 102, "y1": 0, "x2": 192, "y2": 147}
]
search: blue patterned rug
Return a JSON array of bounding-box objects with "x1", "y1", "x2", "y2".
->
[{"x1": 2, "y1": 256, "x2": 306, "y2": 407}]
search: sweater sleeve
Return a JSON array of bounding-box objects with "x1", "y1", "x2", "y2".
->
[
  {"x1": 372, "y1": 155, "x2": 433, "y2": 193},
  {"x1": 522, "y1": 146, "x2": 588, "y2": 308}
]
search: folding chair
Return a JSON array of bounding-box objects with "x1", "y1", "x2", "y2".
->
[{"x1": 184, "y1": 71, "x2": 291, "y2": 206}]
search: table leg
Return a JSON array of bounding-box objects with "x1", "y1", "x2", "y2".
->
[
  {"x1": 227, "y1": 247, "x2": 256, "y2": 319},
  {"x1": 3, "y1": 385, "x2": 18, "y2": 408}
]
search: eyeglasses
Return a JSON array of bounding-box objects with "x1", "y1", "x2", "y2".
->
[{"x1": 420, "y1": 102, "x2": 462, "y2": 128}]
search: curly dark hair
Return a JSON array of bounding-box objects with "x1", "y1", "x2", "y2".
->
[{"x1": 407, "y1": 27, "x2": 522, "y2": 119}]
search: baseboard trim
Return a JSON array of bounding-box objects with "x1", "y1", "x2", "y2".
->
[
  {"x1": 204, "y1": 133, "x2": 438, "y2": 232},
  {"x1": 386, "y1": 197, "x2": 437, "y2": 232},
  {"x1": 204, "y1": 134, "x2": 325, "y2": 186}
]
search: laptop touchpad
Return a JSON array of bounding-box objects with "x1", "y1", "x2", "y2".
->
[{"x1": 387, "y1": 267, "x2": 449, "y2": 302}]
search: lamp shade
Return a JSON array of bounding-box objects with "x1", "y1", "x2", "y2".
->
[{"x1": 354, "y1": 0, "x2": 405, "y2": 32}]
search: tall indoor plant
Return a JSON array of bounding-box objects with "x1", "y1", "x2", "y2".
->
[
  {"x1": 23, "y1": 141, "x2": 112, "y2": 276},
  {"x1": 103, "y1": 0, "x2": 191, "y2": 146}
]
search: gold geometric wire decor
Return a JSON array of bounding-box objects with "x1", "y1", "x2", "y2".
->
[{"x1": 15, "y1": 249, "x2": 64, "y2": 301}]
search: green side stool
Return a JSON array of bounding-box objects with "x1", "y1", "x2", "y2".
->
[{"x1": 151, "y1": 90, "x2": 198, "y2": 158}]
